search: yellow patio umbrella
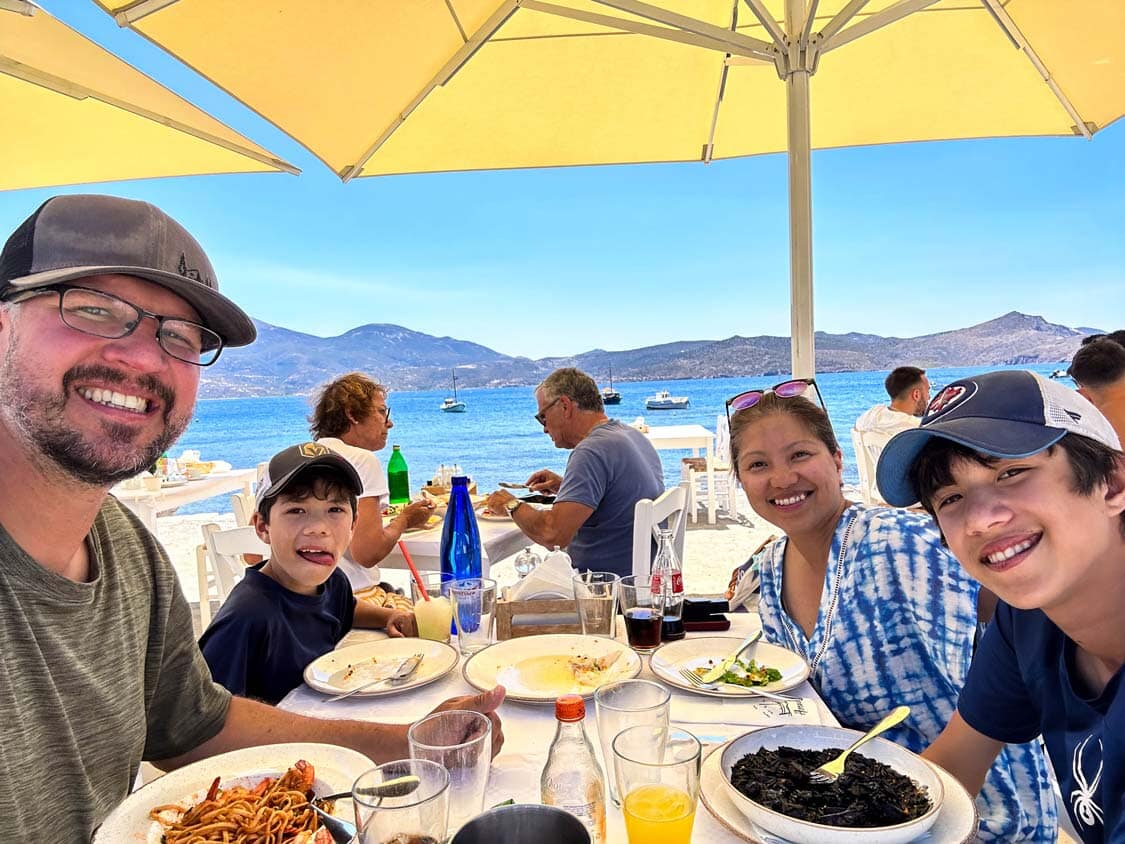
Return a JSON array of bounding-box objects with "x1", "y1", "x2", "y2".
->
[
  {"x1": 97, "y1": 0, "x2": 1124, "y2": 375},
  {"x1": 0, "y1": 0, "x2": 297, "y2": 192}
]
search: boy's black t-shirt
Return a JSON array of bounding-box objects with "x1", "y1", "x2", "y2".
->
[{"x1": 199, "y1": 562, "x2": 356, "y2": 704}]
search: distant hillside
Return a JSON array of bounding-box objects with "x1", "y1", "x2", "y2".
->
[{"x1": 200, "y1": 311, "x2": 1097, "y2": 399}]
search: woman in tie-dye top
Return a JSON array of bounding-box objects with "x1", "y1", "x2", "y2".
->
[{"x1": 726, "y1": 385, "x2": 1056, "y2": 842}]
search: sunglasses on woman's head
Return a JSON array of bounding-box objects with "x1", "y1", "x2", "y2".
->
[{"x1": 724, "y1": 378, "x2": 827, "y2": 423}]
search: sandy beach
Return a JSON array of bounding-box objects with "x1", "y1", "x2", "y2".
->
[{"x1": 155, "y1": 507, "x2": 776, "y2": 634}]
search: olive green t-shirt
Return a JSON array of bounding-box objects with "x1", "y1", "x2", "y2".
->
[{"x1": 0, "y1": 496, "x2": 231, "y2": 841}]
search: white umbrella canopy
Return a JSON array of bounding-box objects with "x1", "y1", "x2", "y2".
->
[
  {"x1": 97, "y1": 0, "x2": 1125, "y2": 375},
  {"x1": 0, "y1": 0, "x2": 297, "y2": 192}
]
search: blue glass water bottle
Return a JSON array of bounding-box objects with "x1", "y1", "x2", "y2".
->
[{"x1": 440, "y1": 476, "x2": 482, "y2": 632}]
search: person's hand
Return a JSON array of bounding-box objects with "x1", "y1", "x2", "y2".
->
[
  {"x1": 428, "y1": 686, "x2": 506, "y2": 758},
  {"x1": 486, "y1": 490, "x2": 515, "y2": 515},
  {"x1": 398, "y1": 498, "x2": 435, "y2": 530},
  {"x1": 384, "y1": 609, "x2": 416, "y2": 638},
  {"x1": 526, "y1": 469, "x2": 562, "y2": 494}
]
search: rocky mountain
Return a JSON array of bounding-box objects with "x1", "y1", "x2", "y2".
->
[{"x1": 199, "y1": 311, "x2": 1097, "y2": 399}]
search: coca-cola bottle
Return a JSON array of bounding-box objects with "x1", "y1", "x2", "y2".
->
[{"x1": 650, "y1": 528, "x2": 684, "y2": 641}]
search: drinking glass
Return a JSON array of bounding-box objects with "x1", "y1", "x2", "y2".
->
[
  {"x1": 411, "y1": 572, "x2": 454, "y2": 643},
  {"x1": 353, "y1": 759, "x2": 450, "y2": 844},
  {"x1": 612, "y1": 726, "x2": 701, "y2": 844},
  {"x1": 618, "y1": 575, "x2": 665, "y2": 654},
  {"x1": 449, "y1": 577, "x2": 497, "y2": 655},
  {"x1": 573, "y1": 571, "x2": 620, "y2": 637},
  {"x1": 408, "y1": 709, "x2": 493, "y2": 832},
  {"x1": 593, "y1": 679, "x2": 671, "y2": 806}
]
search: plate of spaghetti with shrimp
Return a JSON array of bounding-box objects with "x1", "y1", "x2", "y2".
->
[{"x1": 94, "y1": 742, "x2": 373, "y2": 843}]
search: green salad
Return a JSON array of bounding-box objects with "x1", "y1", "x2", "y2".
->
[{"x1": 695, "y1": 657, "x2": 782, "y2": 687}]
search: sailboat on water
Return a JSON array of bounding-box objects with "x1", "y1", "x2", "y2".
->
[
  {"x1": 601, "y1": 365, "x2": 621, "y2": 405},
  {"x1": 440, "y1": 370, "x2": 467, "y2": 412}
]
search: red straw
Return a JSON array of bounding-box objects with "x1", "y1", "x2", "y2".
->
[{"x1": 398, "y1": 541, "x2": 431, "y2": 602}]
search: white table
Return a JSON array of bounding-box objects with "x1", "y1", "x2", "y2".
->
[
  {"x1": 381, "y1": 516, "x2": 529, "y2": 577},
  {"x1": 280, "y1": 613, "x2": 835, "y2": 843},
  {"x1": 644, "y1": 424, "x2": 717, "y2": 524},
  {"x1": 111, "y1": 469, "x2": 258, "y2": 532}
]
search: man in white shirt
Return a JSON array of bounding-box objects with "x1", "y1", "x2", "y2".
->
[{"x1": 855, "y1": 366, "x2": 930, "y2": 438}]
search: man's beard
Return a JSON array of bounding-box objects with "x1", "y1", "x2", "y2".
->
[{"x1": 1, "y1": 360, "x2": 190, "y2": 486}]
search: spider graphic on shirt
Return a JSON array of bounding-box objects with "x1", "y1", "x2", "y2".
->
[{"x1": 1070, "y1": 734, "x2": 1104, "y2": 830}]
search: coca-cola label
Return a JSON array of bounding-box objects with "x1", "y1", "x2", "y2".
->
[{"x1": 650, "y1": 572, "x2": 684, "y2": 594}]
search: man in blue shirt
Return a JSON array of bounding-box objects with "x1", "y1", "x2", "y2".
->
[
  {"x1": 877, "y1": 370, "x2": 1125, "y2": 844},
  {"x1": 485, "y1": 367, "x2": 664, "y2": 576}
]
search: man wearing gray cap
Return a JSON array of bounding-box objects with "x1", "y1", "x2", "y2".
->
[{"x1": 0, "y1": 195, "x2": 504, "y2": 841}]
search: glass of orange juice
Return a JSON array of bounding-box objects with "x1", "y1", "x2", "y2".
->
[{"x1": 612, "y1": 725, "x2": 701, "y2": 844}]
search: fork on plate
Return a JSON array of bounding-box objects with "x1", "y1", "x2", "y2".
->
[
  {"x1": 676, "y1": 666, "x2": 797, "y2": 703},
  {"x1": 807, "y1": 705, "x2": 911, "y2": 784}
]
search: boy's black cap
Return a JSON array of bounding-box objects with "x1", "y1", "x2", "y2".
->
[{"x1": 256, "y1": 442, "x2": 363, "y2": 505}]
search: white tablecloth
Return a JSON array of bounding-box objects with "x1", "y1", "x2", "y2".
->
[{"x1": 280, "y1": 613, "x2": 835, "y2": 842}]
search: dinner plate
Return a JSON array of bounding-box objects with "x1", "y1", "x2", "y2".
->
[
  {"x1": 650, "y1": 636, "x2": 810, "y2": 698},
  {"x1": 160, "y1": 479, "x2": 187, "y2": 488},
  {"x1": 303, "y1": 637, "x2": 458, "y2": 698},
  {"x1": 383, "y1": 513, "x2": 442, "y2": 532},
  {"x1": 476, "y1": 509, "x2": 512, "y2": 521},
  {"x1": 699, "y1": 741, "x2": 977, "y2": 843},
  {"x1": 462, "y1": 633, "x2": 641, "y2": 703},
  {"x1": 94, "y1": 742, "x2": 372, "y2": 843}
]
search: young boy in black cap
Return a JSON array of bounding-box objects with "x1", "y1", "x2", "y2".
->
[
  {"x1": 876, "y1": 370, "x2": 1125, "y2": 844},
  {"x1": 200, "y1": 442, "x2": 417, "y2": 704}
]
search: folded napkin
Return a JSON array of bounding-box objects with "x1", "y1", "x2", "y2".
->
[
  {"x1": 508, "y1": 553, "x2": 579, "y2": 601},
  {"x1": 670, "y1": 689, "x2": 823, "y2": 729}
]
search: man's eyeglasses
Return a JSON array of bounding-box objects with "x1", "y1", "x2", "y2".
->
[
  {"x1": 372, "y1": 405, "x2": 391, "y2": 423},
  {"x1": 6, "y1": 284, "x2": 224, "y2": 366},
  {"x1": 534, "y1": 396, "x2": 563, "y2": 426},
  {"x1": 724, "y1": 378, "x2": 827, "y2": 424}
]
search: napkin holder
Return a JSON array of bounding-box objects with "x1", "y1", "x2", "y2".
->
[{"x1": 495, "y1": 587, "x2": 581, "y2": 639}]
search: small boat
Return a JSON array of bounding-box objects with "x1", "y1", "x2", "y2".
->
[
  {"x1": 645, "y1": 390, "x2": 690, "y2": 410},
  {"x1": 1049, "y1": 369, "x2": 1070, "y2": 380},
  {"x1": 440, "y1": 370, "x2": 467, "y2": 412},
  {"x1": 601, "y1": 366, "x2": 621, "y2": 405}
]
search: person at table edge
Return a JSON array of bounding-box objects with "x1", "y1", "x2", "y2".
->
[
  {"x1": 0, "y1": 194, "x2": 504, "y2": 842},
  {"x1": 486, "y1": 367, "x2": 663, "y2": 577}
]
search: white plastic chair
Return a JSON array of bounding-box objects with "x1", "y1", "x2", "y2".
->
[
  {"x1": 851, "y1": 428, "x2": 893, "y2": 506},
  {"x1": 197, "y1": 522, "x2": 269, "y2": 628},
  {"x1": 230, "y1": 492, "x2": 255, "y2": 527},
  {"x1": 631, "y1": 484, "x2": 688, "y2": 579}
]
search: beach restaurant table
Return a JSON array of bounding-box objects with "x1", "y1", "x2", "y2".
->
[
  {"x1": 381, "y1": 516, "x2": 528, "y2": 577},
  {"x1": 111, "y1": 469, "x2": 258, "y2": 532},
  {"x1": 280, "y1": 612, "x2": 836, "y2": 843},
  {"x1": 644, "y1": 424, "x2": 717, "y2": 525}
]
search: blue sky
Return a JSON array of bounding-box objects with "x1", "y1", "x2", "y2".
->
[{"x1": 4, "y1": 2, "x2": 1123, "y2": 358}]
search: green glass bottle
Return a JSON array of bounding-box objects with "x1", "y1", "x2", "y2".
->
[{"x1": 387, "y1": 444, "x2": 410, "y2": 505}]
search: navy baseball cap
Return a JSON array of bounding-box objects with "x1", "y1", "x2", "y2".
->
[
  {"x1": 256, "y1": 442, "x2": 363, "y2": 506},
  {"x1": 876, "y1": 370, "x2": 1121, "y2": 507}
]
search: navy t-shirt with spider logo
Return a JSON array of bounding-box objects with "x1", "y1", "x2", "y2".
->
[{"x1": 959, "y1": 602, "x2": 1124, "y2": 843}]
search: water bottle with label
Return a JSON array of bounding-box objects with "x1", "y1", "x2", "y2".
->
[
  {"x1": 387, "y1": 444, "x2": 410, "y2": 505},
  {"x1": 541, "y1": 694, "x2": 606, "y2": 844},
  {"x1": 650, "y1": 528, "x2": 685, "y2": 641}
]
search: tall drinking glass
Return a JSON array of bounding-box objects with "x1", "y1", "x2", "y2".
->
[
  {"x1": 618, "y1": 575, "x2": 664, "y2": 654},
  {"x1": 593, "y1": 679, "x2": 671, "y2": 807},
  {"x1": 449, "y1": 577, "x2": 497, "y2": 655},
  {"x1": 612, "y1": 726, "x2": 701, "y2": 844},
  {"x1": 353, "y1": 759, "x2": 450, "y2": 844},
  {"x1": 411, "y1": 571, "x2": 454, "y2": 643},
  {"x1": 408, "y1": 709, "x2": 492, "y2": 832},
  {"x1": 573, "y1": 571, "x2": 620, "y2": 637}
]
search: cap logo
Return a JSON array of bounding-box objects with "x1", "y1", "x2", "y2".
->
[
  {"x1": 924, "y1": 383, "x2": 975, "y2": 422},
  {"x1": 177, "y1": 253, "x2": 212, "y2": 287},
  {"x1": 298, "y1": 442, "x2": 330, "y2": 458}
]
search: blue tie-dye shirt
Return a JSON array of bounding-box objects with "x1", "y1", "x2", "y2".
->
[{"x1": 757, "y1": 503, "x2": 1057, "y2": 842}]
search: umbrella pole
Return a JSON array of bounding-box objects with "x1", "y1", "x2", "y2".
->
[{"x1": 786, "y1": 0, "x2": 815, "y2": 380}]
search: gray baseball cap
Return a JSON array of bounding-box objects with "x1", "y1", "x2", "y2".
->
[{"x1": 0, "y1": 194, "x2": 255, "y2": 347}]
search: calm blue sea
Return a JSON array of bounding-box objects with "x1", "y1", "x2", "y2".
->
[{"x1": 177, "y1": 363, "x2": 1068, "y2": 515}]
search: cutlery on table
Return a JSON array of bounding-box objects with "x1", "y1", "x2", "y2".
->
[
  {"x1": 498, "y1": 481, "x2": 529, "y2": 489},
  {"x1": 807, "y1": 705, "x2": 911, "y2": 784},
  {"x1": 318, "y1": 774, "x2": 422, "y2": 802},
  {"x1": 325, "y1": 653, "x2": 424, "y2": 703},
  {"x1": 676, "y1": 665, "x2": 796, "y2": 702},
  {"x1": 698, "y1": 629, "x2": 763, "y2": 683}
]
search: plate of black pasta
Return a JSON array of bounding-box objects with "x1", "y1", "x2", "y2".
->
[{"x1": 718, "y1": 725, "x2": 944, "y2": 843}]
